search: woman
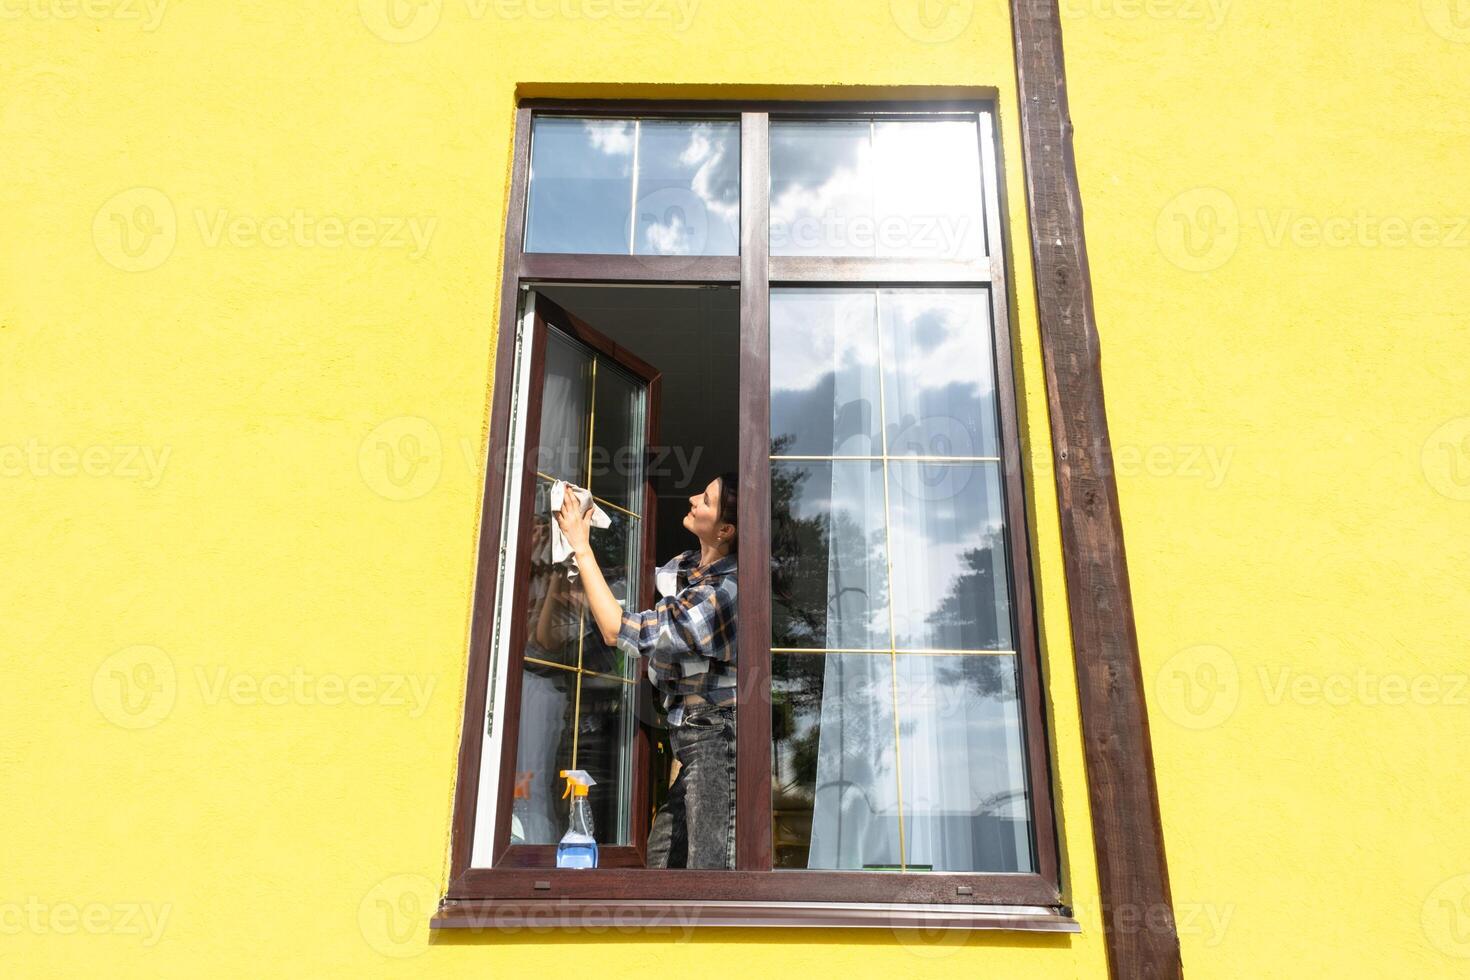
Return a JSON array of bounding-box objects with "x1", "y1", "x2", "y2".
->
[{"x1": 555, "y1": 473, "x2": 738, "y2": 870}]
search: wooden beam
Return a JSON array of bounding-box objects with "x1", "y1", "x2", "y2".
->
[{"x1": 1007, "y1": 3, "x2": 1183, "y2": 977}]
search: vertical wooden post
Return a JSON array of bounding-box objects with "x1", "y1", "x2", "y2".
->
[{"x1": 1009, "y1": 3, "x2": 1184, "y2": 977}]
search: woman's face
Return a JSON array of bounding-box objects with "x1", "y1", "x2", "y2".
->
[{"x1": 683, "y1": 477, "x2": 729, "y2": 548}]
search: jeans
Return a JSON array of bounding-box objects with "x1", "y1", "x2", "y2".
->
[{"x1": 646, "y1": 702, "x2": 736, "y2": 869}]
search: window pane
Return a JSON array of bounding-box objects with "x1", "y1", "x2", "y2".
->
[
  {"x1": 589, "y1": 365, "x2": 646, "y2": 512},
  {"x1": 536, "y1": 331, "x2": 592, "y2": 484},
  {"x1": 872, "y1": 120, "x2": 986, "y2": 260},
  {"x1": 572, "y1": 512, "x2": 643, "y2": 846},
  {"x1": 768, "y1": 284, "x2": 1032, "y2": 874},
  {"x1": 524, "y1": 489, "x2": 578, "y2": 668},
  {"x1": 770, "y1": 652, "x2": 1031, "y2": 873},
  {"x1": 525, "y1": 118, "x2": 635, "y2": 254},
  {"x1": 587, "y1": 508, "x2": 641, "y2": 611},
  {"x1": 523, "y1": 492, "x2": 640, "y2": 659},
  {"x1": 770, "y1": 118, "x2": 985, "y2": 260},
  {"x1": 887, "y1": 461, "x2": 1012, "y2": 651},
  {"x1": 509, "y1": 644, "x2": 639, "y2": 847},
  {"x1": 510, "y1": 325, "x2": 647, "y2": 850},
  {"x1": 771, "y1": 460, "x2": 888, "y2": 651},
  {"x1": 772, "y1": 652, "x2": 901, "y2": 869},
  {"x1": 525, "y1": 116, "x2": 740, "y2": 256},
  {"x1": 770, "y1": 289, "x2": 881, "y2": 457},
  {"x1": 770, "y1": 120, "x2": 873, "y2": 257},
  {"x1": 572, "y1": 663, "x2": 640, "y2": 845},
  {"x1": 633, "y1": 119, "x2": 740, "y2": 256},
  {"x1": 896, "y1": 654, "x2": 1032, "y2": 872},
  {"x1": 879, "y1": 290, "x2": 999, "y2": 459},
  {"x1": 511, "y1": 663, "x2": 578, "y2": 844}
]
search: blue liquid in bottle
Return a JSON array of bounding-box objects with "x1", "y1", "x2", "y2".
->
[
  {"x1": 555, "y1": 838, "x2": 598, "y2": 869},
  {"x1": 556, "y1": 770, "x2": 598, "y2": 869}
]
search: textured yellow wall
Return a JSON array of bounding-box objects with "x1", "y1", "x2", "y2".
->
[
  {"x1": 1, "y1": 1, "x2": 1465, "y2": 977},
  {"x1": 1063, "y1": 2, "x2": 1470, "y2": 977}
]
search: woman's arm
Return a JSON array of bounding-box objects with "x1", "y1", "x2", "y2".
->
[
  {"x1": 555, "y1": 491, "x2": 625, "y2": 647},
  {"x1": 532, "y1": 566, "x2": 566, "y2": 650}
]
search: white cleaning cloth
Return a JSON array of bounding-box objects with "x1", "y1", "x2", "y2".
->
[{"x1": 549, "y1": 480, "x2": 610, "y2": 579}]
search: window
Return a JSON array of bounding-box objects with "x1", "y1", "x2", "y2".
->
[
  {"x1": 769, "y1": 288, "x2": 1032, "y2": 873},
  {"x1": 441, "y1": 101, "x2": 1069, "y2": 931}
]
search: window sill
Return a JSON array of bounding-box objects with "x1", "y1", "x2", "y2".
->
[
  {"x1": 431, "y1": 898, "x2": 1080, "y2": 933},
  {"x1": 450, "y1": 866, "x2": 1061, "y2": 905}
]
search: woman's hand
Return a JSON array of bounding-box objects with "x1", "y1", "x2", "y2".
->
[
  {"x1": 553, "y1": 488, "x2": 624, "y2": 647},
  {"x1": 555, "y1": 490, "x2": 593, "y2": 554}
]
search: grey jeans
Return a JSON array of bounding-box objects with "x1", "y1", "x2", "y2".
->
[{"x1": 646, "y1": 702, "x2": 736, "y2": 870}]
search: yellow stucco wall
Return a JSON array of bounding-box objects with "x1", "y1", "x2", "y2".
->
[{"x1": 2, "y1": 1, "x2": 1465, "y2": 977}]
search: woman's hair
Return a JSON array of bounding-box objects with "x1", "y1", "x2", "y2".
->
[{"x1": 715, "y1": 471, "x2": 738, "y2": 553}]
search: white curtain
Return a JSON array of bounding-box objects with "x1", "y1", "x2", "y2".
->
[
  {"x1": 538, "y1": 333, "x2": 589, "y2": 482},
  {"x1": 806, "y1": 461, "x2": 898, "y2": 869},
  {"x1": 803, "y1": 287, "x2": 1032, "y2": 873},
  {"x1": 805, "y1": 469, "x2": 1032, "y2": 872},
  {"x1": 888, "y1": 653, "x2": 1032, "y2": 873},
  {"x1": 803, "y1": 291, "x2": 899, "y2": 870},
  {"x1": 512, "y1": 672, "x2": 570, "y2": 844}
]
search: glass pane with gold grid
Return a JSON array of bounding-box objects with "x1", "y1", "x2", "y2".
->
[
  {"x1": 511, "y1": 329, "x2": 646, "y2": 847},
  {"x1": 769, "y1": 288, "x2": 1034, "y2": 873}
]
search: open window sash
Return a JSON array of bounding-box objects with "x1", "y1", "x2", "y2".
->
[{"x1": 490, "y1": 291, "x2": 662, "y2": 869}]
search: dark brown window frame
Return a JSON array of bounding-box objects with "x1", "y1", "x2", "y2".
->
[{"x1": 437, "y1": 96, "x2": 1083, "y2": 934}]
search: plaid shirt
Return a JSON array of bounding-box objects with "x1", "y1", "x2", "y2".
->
[{"x1": 617, "y1": 550, "x2": 738, "y2": 715}]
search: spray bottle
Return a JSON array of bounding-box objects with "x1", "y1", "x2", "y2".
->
[{"x1": 556, "y1": 770, "x2": 598, "y2": 868}]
